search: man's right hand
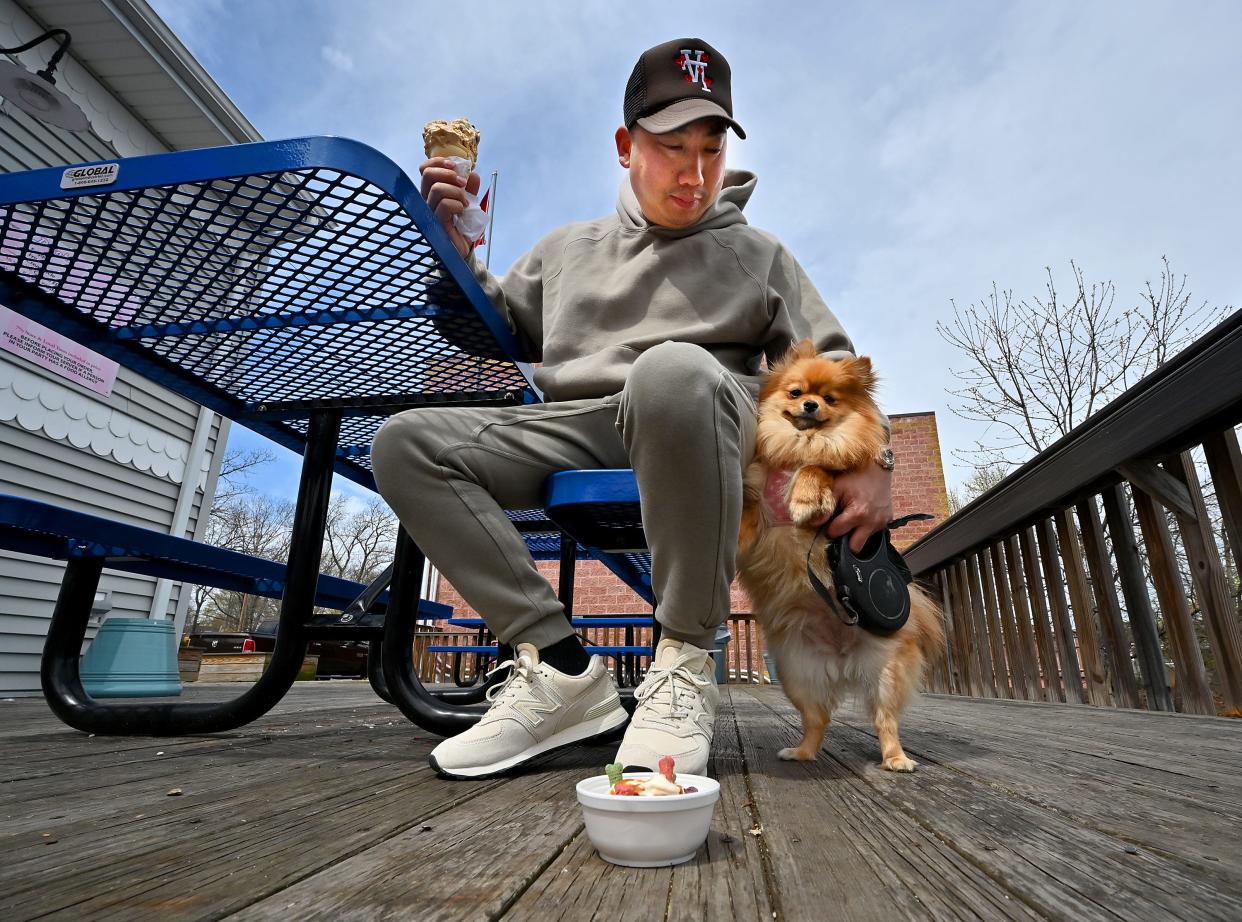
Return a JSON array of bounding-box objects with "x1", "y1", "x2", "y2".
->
[{"x1": 419, "y1": 157, "x2": 483, "y2": 259}]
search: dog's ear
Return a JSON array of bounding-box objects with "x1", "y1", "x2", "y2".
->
[
  {"x1": 763, "y1": 340, "x2": 821, "y2": 401},
  {"x1": 772, "y1": 338, "x2": 816, "y2": 374},
  {"x1": 842, "y1": 355, "x2": 878, "y2": 393}
]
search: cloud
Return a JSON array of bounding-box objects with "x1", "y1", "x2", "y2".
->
[
  {"x1": 319, "y1": 45, "x2": 354, "y2": 73},
  {"x1": 145, "y1": 0, "x2": 1242, "y2": 490}
]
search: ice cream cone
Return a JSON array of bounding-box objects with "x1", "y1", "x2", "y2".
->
[{"x1": 423, "y1": 118, "x2": 480, "y2": 171}]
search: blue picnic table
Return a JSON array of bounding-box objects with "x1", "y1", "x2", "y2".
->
[{"x1": 0, "y1": 137, "x2": 650, "y2": 737}]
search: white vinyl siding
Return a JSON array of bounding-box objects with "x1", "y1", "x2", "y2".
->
[
  {"x1": 0, "y1": 0, "x2": 231, "y2": 695},
  {"x1": 0, "y1": 360, "x2": 218, "y2": 695}
]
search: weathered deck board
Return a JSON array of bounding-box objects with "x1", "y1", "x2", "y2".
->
[
  {"x1": 2, "y1": 681, "x2": 1240, "y2": 921},
  {"x1": 502, "y1": 691, "x2": 772, "y2": 922},
  {"x1": 729, "y1": 693, "x2": 1048, "y2": 922},
  {"x1": 1, "y1": 686, "x2": 528, "y2": 920},
  {"x1": 745, "y1": 688, "x2": 1242, "y2": 920},
  {"x1": 224, "y1": 750, "x2": 597, "y2": 921}
]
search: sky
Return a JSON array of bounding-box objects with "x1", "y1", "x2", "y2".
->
[{"x1": 146, "y1": 0, "x2": 1242, "y2": 501}]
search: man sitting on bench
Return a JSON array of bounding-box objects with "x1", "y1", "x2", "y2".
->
[{"x1": 371, "y1": 37, "x2": 893, "y2": 779}]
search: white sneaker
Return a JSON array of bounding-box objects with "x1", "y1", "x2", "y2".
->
[
  {"x1": 614, "y1": 637, "x2": 720, "y2": 776},
  {"x1": 428, "y1": 643, "x2": 628, "y2": 779}
]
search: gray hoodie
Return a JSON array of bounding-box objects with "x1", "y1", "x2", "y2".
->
[{"x1": 466, "y1": 169, "x2": 855, "y2": 402}]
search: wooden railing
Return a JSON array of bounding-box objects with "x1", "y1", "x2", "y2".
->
[
  {"x1": 907, "y1": 312, "x2": 1242, "y2": 715},
  {"x1": 724, "y1": 614, "x2": 770, "y2": 684},
  {"x1": 410, "y1": 615, "x2": 772, "y2": 687}
]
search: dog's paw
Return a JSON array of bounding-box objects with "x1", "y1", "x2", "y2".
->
[
  {"x1": 778, "y1": 746, "x2": 817, "y2": 762},
  {"x1": 881, "y1": 755, "x2": 918, "y2": 773},
  {"x1": 788, "y1": 500, "x2": 831, "y2": 527}
]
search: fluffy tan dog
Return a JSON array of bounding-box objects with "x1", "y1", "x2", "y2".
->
[{"x1": 738, "y1": 341, "x2": 944, "y2": 771}]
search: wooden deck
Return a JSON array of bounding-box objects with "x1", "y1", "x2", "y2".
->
[{"x1": 2, "y1": 682, "x2": 1239, "y2": 921}]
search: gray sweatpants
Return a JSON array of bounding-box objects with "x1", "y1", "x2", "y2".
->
[{"x1": 370, "y1": 341, "x2": 758, "y2": 651}]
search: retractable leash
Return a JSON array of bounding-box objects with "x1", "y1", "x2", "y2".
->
[{"x1": 806, "y1": 513, "x2": 935, "y2": 635}]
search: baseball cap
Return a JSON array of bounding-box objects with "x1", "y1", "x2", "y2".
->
[{"x1": 623, "y1": 38, "x2": 746, "y2": 139}]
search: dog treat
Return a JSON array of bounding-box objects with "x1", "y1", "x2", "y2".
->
[
  {"x1": 605, "y1": 756, "x2": 696, "y2": 796},
  {"x1": 423, "y1": 118, "x2": 480, "y2": 170},
  {"x1": 658, "y1": 755, "x2": 677, "y2": 783}
]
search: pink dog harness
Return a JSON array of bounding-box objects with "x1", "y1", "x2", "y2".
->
[{"x1": 761, "y1": 468, "x2": 797, "y2": 526}]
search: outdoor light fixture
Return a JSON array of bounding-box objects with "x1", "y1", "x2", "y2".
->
[{"x1": 0, "y1": 28, "x2": 89, "y2": 131}]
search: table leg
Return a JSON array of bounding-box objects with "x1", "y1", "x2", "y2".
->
[
  {"x1": 381, "y1": 527, "x2": 488, "y2": 735},
  {"x1": 366, "y1": 639, "x2": 394, "y2": 703},
  {"x1": 39, "y1": 409, "x2": 339, "y2": 735},
  {"x1": 558, "y1": 532, "x2": 576, "y2": 617}
]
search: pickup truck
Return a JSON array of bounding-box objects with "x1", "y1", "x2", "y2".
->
[{"x1": 185, "y1": 622, "x2": 368, "y2": 678}]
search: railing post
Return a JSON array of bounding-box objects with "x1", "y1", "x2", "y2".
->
[
  {"x1": 1054, "y1": 509, "x2": 1111, "y2": 707},
  {"x1": 1201, "y1": 429, "x2": 1242, "y2": 578},
  {"x1": 990, "y1": 542, "x2": 1040, "y2": 700},
  {"x1": 950, "y1": 560, "x2": 983, "y2": 697},
  {"x1": 936, "y1": 570, "x2": 959, "y2": 693},
  {"x1": 1100, "y1": 483, "x2": 1174, "y2": 711},
  {"x1": 1075, "y1": 495, "x2": 1142, "y2": 709},
  {"x1": 978, "y1": 548, "x2": 1017, "y2": 698},
  {"x1": 963, "y1": 556, "x2": 999, "y2": 697},
  {"x1": 1016, "y1": 529, "x2": 1064, "y2": 702},
  {"x1": 1036, "y1": 517, "x2": 1087, "y2": 704},
  {"x1": 1163, "y1": 452, "x2": 1242, "y2": 715},
  {"x1": 1130, "y1": 485, "x2": 1215, "y2": 715}
]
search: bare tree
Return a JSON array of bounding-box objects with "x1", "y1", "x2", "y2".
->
[
  {"x1": 940, "y1": 261, "x2": 1238, "y2": 710},
  {"x1": 321, "y1": 495, "x2": 398, "y2": 585},
  {"x1": 211, "y1": 446, "x2": 275, "y2": 505},
  {"x1": 946, "y1": 462, "x2": 1010, "y2": 513},
  {"x1": 185, "y1": 450, "x2": 400, "y2": 634},
  {"x1": 186, "y1": 446, "x2": 288, "y2": 633},
  {"x1": 938, "y1": 257, "x2": 1229, "y2": 475},
  {"x1": 193, "y1": 493, "x2": 295, "y2": 632}
]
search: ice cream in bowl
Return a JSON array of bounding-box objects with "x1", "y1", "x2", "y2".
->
[{"x1": 575, "y1": 757, "x2": 721, "y2": 867}]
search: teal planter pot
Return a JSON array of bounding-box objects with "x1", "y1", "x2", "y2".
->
[{"x1": 79, "y1": 617, "x2": 183, "y2": 698}]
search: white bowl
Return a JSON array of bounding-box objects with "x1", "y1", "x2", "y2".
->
[{"x1": 576, "y1": 772, "x2": 721, "y2": 867}]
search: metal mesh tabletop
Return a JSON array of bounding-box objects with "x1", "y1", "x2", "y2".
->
[{"x1": 0, "y1": 137, "x2": 537, "y2": 489}]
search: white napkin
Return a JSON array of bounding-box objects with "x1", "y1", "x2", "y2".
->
[{"x1": 445, "y1": 156, "x2": 488, "y2": 241}]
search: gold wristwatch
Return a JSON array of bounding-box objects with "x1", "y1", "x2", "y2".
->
[{"x1": 877, "y1": 446, "x2": 896, "y2": 472}]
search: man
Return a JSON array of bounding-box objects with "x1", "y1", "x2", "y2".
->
[{"x1": 371, "y1": 38, "x2": 894, "y2": 779}]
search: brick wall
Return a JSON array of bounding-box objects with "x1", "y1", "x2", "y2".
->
[
  {"x1": 888, "y1": 412, "x2": 952, "y2": 549},
  {"x1": 433, "y1": 411, "x2": 951, "y2": 678}
]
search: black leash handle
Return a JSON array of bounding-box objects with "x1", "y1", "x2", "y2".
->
[{"x1": 804, "y1": 512, "x2": 934, "y2": 627}]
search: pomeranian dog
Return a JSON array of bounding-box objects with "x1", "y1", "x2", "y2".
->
[{"x1": 738, "y1": 340, "x2": 944, "y2": 772}]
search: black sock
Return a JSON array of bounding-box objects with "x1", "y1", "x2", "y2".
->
[{"x1": 540, "y1": 635, "x2": 590, "y2": 675}]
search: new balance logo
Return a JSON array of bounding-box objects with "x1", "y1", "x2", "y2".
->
[
  {"x1": 695, "y1": 710, "x2": 715, "y2": 736},
  {"x1": 676, "y1": 49, "x2": 713, "y2": 93},
  {"x1": 513, "y1": 682, "x2": 561, "y2": 726}
]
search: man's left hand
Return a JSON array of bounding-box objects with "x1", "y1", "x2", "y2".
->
[{"x1": 816, "y1": 463, "x2": 894, "y2": 553}]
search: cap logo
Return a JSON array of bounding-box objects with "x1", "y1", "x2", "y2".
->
[{"x1": 675, "y1": 49, "x2": 713, "y2": 93}]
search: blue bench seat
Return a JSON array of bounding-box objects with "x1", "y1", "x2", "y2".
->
[
  {"x1": 0, "y1": 491, "x2": 455, "y2": 734},
  {"x1": 445, "y1": 616, "x2": 651, "y2": 629},
  {"x1": 427, "y1": 644, "x2": 652, "y2": 656},
  {"x1": 0, "y1": 492, "x2": 454, "y2": 616}
]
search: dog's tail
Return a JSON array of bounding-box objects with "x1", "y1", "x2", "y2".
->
[{"x1": 909, "y1": 582, "x2": 947, "y2": 679}]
